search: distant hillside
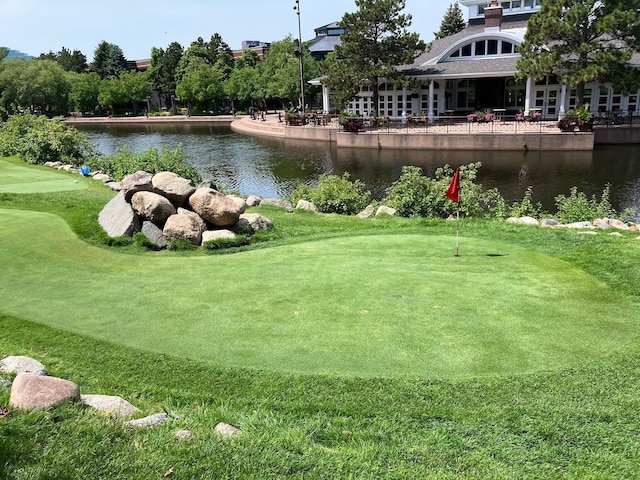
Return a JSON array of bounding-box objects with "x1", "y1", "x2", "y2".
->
[{"x1": 4, "y1": 49, "x2": 33, "y2": 60}]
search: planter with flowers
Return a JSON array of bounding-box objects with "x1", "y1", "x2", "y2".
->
[
  {"x1": 576, "y1": 104, "x2": 594, "y2": 132},
  {"x1": 467, "y1": 110, "x2": 495, "y2": 123},
  {"x1": 557, "y1": 109, "x2": 578, "y2": 132}
]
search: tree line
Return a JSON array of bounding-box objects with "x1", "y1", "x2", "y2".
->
[
  {"x1": 0, "y1": 33, "x2": 322, "y2": 118},
  {"x1": 1, "y1": 0, "x2": 640, "y2": 119}
]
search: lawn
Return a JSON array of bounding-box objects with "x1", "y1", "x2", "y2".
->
[
  {"x1": 0, "y1": 156, "x2": 88, "y2": 193},
  {"x1": 1, "y1": 157, "x2": 640, "y2": 479}
]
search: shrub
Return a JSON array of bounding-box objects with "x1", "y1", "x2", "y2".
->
[
  {"x1": 291, "y1": 173, "x2": 371, "y2": 215},
  {"x1": 489, "y1": 186, "x2": 547, "y2": 220},
  {"x1": 0, "y1": 114, "x2": 95, "y2": 164},
  {"x1": 384, "y1": 163, "x2": 495, "y2": 219},
  {"x1": 86, "y1": 145, "x2": 201, "y2": 184},
  {"x1": 554, "y1": 185, "x2": 617, "y2": 223}
]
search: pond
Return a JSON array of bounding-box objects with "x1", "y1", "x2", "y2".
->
[{"x1": 78, "y1": 123, "x2": 640, "y2": 217}]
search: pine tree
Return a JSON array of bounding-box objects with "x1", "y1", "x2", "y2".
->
[
  {"x1": 517, "y1": 0, "x2": 640, "y2": 108},
  {"x1": 434, "y1": 3, "x2": 466, "y2": 40}
]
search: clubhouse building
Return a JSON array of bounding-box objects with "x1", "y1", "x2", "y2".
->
[{"x1": 314, "y1": 0, "x2": 640, "y2": 121}]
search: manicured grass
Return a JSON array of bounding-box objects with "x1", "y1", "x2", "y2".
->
[
  {"x1": 1, "y1": 208, "x2": 637, "y2": 378},
  {"x1": 2, "y1": 157, "x2": 640, "y2": 478},
  {"x1": 0, "y1": 156, "x2": 88, "y2": 193}
]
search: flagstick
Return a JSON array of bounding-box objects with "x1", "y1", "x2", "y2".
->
[{"x1": 455, "y1": 204, "x2": 460, "y2": 257}]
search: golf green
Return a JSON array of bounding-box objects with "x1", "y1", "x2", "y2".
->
[
  {"x1": 0, "y1": 158, "x2": 88, "y2": 193},
  {"x1": 1, "y1": 208, "x2": 636, "y2": 378}
]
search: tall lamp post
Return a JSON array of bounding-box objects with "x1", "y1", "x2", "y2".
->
[{"x1": 293, "y1": 0, "x2": 305, "y2": 115}]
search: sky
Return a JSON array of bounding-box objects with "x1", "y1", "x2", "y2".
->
[{"x1": 1, "y1": 0, "x2": 463, "y2": 61}]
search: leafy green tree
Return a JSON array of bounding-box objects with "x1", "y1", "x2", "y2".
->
[
  {"x1": 0, "y1": 59, "x2": 70, "y2": 115},
  {"x1": 225, "y1": 50, "x2": 262, "y2": 108},
  {"x1": 98, "y1": 71, "x2": 150, "y2": 115},
  {"x1": 68, "y1": 72, "x2": 102, "y2": 114},
  {"x1": 517, "y1": 0, "x2": 640, "y2": 108},
  {"x1": 176, "y1": 34, "x2": 234, "y2": 82},
  {"x1": 176, "y1": 61, "x2": 225, "y2": 113},
  {"x1": 147, "y1": 42, "x2": 184, "y2": 106},
  {"x1": 57, "y1": 47, "x2": 88, "y2": 73},
  {"x1": 0, "y1": 47, "x2": 8, "y2": 61},
  {"x1": 92, "y1": 41, "x2": 128, "y2": 79},
  {"x1": 324, "y1": 0, "x2": 426, "y2": 111},
  {"x1": 434, "y1": 3, "x2": 466, "y2": 40}
]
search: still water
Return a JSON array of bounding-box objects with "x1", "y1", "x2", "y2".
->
[{"x1": 78, "y1": 123, "x2": 640, "y2": 216}]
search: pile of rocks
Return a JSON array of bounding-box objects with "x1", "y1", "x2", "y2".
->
[
  {"x1": 0, "y1": 355, "x2": 241, "y2": 437},
  {"x1": 98, "y1": 171, "x2": 274, "y2": 248},
  {"x1": 506, "y1": 216, "x2": 640, "y2": 238}
]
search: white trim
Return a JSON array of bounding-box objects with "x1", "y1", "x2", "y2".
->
[{"x1": 423, "y1": 32, "x2": 525, "y2": 66}]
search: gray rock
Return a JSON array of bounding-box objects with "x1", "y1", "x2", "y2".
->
[
  {"x1": 163, "y1": 212, "x2": 206, "y2": 245},
  {"x1": 125, "y1": 412, "x2": 170, "y2": 428},
  {"x1": 202, "y1": 229, "x2": 236, "y2": 244},
  {"x1": 540, "y1": 218, "x2": 560, "y2": 227},
  {"x1": 93, "y1": 173, "x2": 114, "y2": 183},
  {"x1": 260, "y1": 198, "x2": 294, "y2": 212},
  {"x1": 98, "y1": 191, "x2": 141, "y2": 237},
  {"x1": 9, "y1": 373, "x2": 80, "y2": 411},
  {"x1": 563, "y1": 221, "x2": 594, "y2": 229},
  {"x1": 593, "y1": 218, "x2": 613, "y2": 229},
  {"x1": 188, "y1": 188, "x2": 241, "y2": 227},
  {"x1": 214, "y1": 422, "x2": 242, "y2": 436},
  {"x1": 245, "y1": 195, "x2": 261, "y2": 207},
  {"x1": 357, "y1": 205, "x2": 375, "y2": 218},
  {"x1": 121, "y1": 171, "x2": 154, "y2": 202},
  {"x1": 228, "y1": 195, "x2": 247, "y2": 214},
  {"x1": 141, "y1": 221, "x2": 169, "y2": 249},
  {"x1": 296, "y1": 200, "x2": 318, "y2": 212},
  {"x1": 107, "y1": 182, "x2": 122, "y2": 192},
  {"x1": 506, "y1": 216, "x2": 539, "y2": 226},
  {"x1": 237, "y1": 213, "x2": 274, "y2": 232},
  {"x1": 131, "y1": 191, "x2": 176, "y2": 226},
  {"x1": 81, "y1": 394, "x2": 141, "y2": 418},
  {"x1": 376, "y1": 205, "x2": 396, "y2": 216},
  {"x1": 152, "y1": 171, "x2": 196, "y2": 207},
  {"x1": 175, "y1": 429, "x2": 194, "y2": 441},
  {"x1": 0, "y1": 355, "x2": 47, "y2": 376}
]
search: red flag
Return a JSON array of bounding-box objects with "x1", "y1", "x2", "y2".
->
[{"x1": 446, "y1": 168, "x2": 460, "y2": 203}]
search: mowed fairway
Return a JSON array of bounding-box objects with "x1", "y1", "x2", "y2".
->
[
  {"x1": 1, "y1": 208, "x2": 636, "y2": 378},
  {"x1": 0, "y1": 156, "x2": 88, "y2": 193}
]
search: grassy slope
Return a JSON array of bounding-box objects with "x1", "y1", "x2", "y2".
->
[{"x1": 1, "y1": 158, "x2": 640, "y2": 478}]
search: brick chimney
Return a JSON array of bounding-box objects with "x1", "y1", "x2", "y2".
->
[{"x1": 484, "y1": 2, "x2": 503, "y2": 30}]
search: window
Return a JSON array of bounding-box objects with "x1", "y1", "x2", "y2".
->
[
  {"x1": 461, "y1": 44, "x2": 472, "y2": 57},
  {"x1": 501, "y1": 41, "x2": 513, "y2": 54},
  {"x1": 475, "y1": 41, "x2": 486, "y2": 56},
  {"x1": 488, "y1": 40, "x2": 498, "y2": 55},
  {"x1": 524, "y1": 0, "x2": 534, "y2": 8}
]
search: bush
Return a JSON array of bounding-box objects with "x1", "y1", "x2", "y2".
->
[
  {"x1": 489, "y1": 186, "x2": 547, "y2": 220},
  {"x1": 86, "y1": 145, "x2": 201, "y2": 184},
  {"x1": 384, "y1": 163, "x2": 495, "y2": 219},
  {"x1": 291, "y1": 173, "x2": 372, "y2": 215},
  {"x1": 0, "y1": 114, "x2": 95, "y2": 164},
  {"x1": 554, "y1": 185, "x2": 617, "y2": 223}
]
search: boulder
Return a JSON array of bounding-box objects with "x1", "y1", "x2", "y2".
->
[
  {"x1": 0, "y1": 355, "x2": 47, "y2": 376},
  {"x1": 236, "y1": 213, "x2": 274, "y2": 232},
  {"x1": 188, "y1": 188, "x2": 241, "y2": 227},
  {"x1": 93, "y1": 173, "x2": 114, "y2": 183},
  {"x1": 357, "y1": 205, "x2": 375, "y2": 218},
  {"x1": 121, "y1": 171, "x2": 154, "y2": 202},
  {"x1": 125, "y1": 412, "x2": 170, "y2": 428},
  {"x1": 81, "y1": 394, "x2": 140, "y2": 418},
  {"x1": 141, "y1": 221, "x2": 169, "y2": 249},
  {"x1": 228, "y1": 195, "x2": 247, "y2": 214},
  {"x1": 245, "y1": 195, "x2": 261, "y2": 207},
  {"x1": 107, "y1": 182, "x2": 122, "y2": 192},
  {"x1": 163, "y1": 212, "x2": 206, "y2": 245},
  {"x1": 506, "y1": 216, "x2": 539, "y2": 226},
  {"x1": 98, "y1": 191, "x2": 141, "y2": 238},
  {"x1": 564, "y1": 221, "x2": 594, "y2": 229},
  {"x1": 175, "y1": 429, "x2": 194, "y2": 441},
  {"x1": 214, "y1": 422, "x2": 242, "y2": 436},
  {"x1": 202, "y1": 229, "x2": 236, "y2": 244},
  {"x1": 296, "y1": 200, "x2": 318, "y2": 212},
  {"x1": 260, "y1": 198, "x2": 294, "y2": 212},
  {"x1": 152, "y1": 171, "x2": 196, "y2": 207},
  {"x1": 198, "y1": 180, "x2": 219, "y2": 190},
  {"x1": 376, "y1": 206, "x2": 396, "y2": 216},
  {"x1": 131, "y1": 191, "x2": 176, "y2": 226},
  {"x1": 9, "y1": 373, "x2": 80, "y2": 411},
  {"x1": 540, "y1": 218, "x2": 560, "y2": 228}
]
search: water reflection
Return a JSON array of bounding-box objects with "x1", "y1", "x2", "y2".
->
[{"x1": 79, "y1": 124, "x2": 640, "y2": 214}]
